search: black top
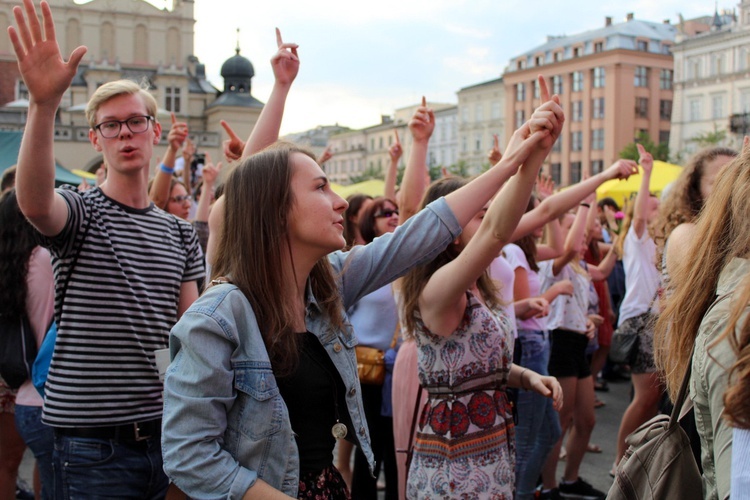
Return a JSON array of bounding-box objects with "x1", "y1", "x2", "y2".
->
[{"x1": 276, "y1": 332, "x2": 348, "y2": 475}]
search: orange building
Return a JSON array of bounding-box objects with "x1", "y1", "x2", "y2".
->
[{"x1": 503, "y1": 14, "x2": 676, "y2": 186}]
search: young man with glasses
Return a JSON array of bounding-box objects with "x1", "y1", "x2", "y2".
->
[{"x1": 9, "y1": 1, "x2": 204, "y2": 497}]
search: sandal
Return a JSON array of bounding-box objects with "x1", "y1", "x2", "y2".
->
[
  {"x1": 587, "y1": 443, "x2": 602, "y2": 453},
  {"x1": 594, "y1": 397, "x2": 606, "y2": 408}
]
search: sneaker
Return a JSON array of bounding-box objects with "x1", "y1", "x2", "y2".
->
[
  {"x1": 558, "y1": 477, "x2": 606, "y2": 499},
  {"x1": 537, "y1": 488, "x2": 562, "y2": 499}
]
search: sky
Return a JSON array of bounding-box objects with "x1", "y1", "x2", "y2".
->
[{"x1": 156, "y1": 0, "x2": 722, "y2": 135}]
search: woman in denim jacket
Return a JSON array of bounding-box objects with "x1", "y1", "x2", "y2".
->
[{"x1": 162, "y1": 116, "x2": 552, "y2": 499}]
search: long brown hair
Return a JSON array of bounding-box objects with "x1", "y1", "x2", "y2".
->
[
  {"x1": 359, "y1": 197, "x2": 397, "y2": 244},
  {"x1": 654, "y1": 146, "x2": 737, "y2": 266},
  {"x1": 722, "y1": 274, "x2": 750, "y2": 429},
  {"x1": 212, "y1": 142, "x2": 345, "y2": 376},
  {"x1": 655, "y1": 147, "x2": 750, "y2": 399},
  {"x1": 514, "y1": 195, "x2": 539, "y2": 272},
  {"x1": 343, "y1": 193, "x2": 372, "y2": 248},
  {"x1": 400, "y1": 177, "x2": 501, "y2": 338}
]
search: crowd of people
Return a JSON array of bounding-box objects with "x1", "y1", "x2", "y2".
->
[{"x1": 1, "y1": 1, "x2": 749, "y2": 499}]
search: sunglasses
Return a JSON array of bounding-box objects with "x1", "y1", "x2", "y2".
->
[
  {"x1": 170, "y1": 195, "x2": 192, "y2": 203},
  {"x1": 374, "y1": 209, "x2": 399, "y2": 219}
]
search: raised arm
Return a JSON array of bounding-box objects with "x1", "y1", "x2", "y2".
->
[
  {"x1": 150, "y1": 112, "x2": 188, "y2": 209},
  {"x1": 400, "y1": 97, "x2": 433, "y2": 222},
  {"x1": 552, "y1": 204, "x2": 588, "y2": 276},
  {"x1": 9, "y1": 0, "x2": 87, "y2": 236},
  {"x1": 384, "y1": 130, "x2": 402, "y2": 204},
  {"x1": 512, "y1": 160, "x2": 637, "y2": 242},
  {"x1": 195, "y1": 156, "x2": 221, "y2": 223},
  {"x1": 632, "y1": 144, "x2": 653, "y2": 238},
  {"x1": 317, "y1": 146, "x2": 333, "y2": 167},
  {"x1": 243, "y1": 28, "x2": 299, "y2": 156}
]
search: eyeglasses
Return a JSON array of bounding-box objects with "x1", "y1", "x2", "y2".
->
[
  {"x1": 170, "y1": 195, "x2": 191, "y2": 203},
  {"x1": 374, "y1": 209, "x2": 399, "y2": 219},
  {"x1": 94, "y1": 116, "x2": 153, "y2": 139}
]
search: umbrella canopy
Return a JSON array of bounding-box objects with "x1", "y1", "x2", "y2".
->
[
  {"x1": 331, "y1": 179, "x2": 386, "y2": 199},
  {"x1": 0, "y1": 131, "x2": 86, "y2": 187},
  {"x1": 596, "y1": 160, "x2": 682, "y2": 206}
]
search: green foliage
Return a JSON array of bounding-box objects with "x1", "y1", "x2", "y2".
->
[
  {"x1": 348, "y1": 164, "x2": 383, "y2": 184},
  {"x1": 687, "y1": 127, "x2": 727, "y2": 148},
  {"x1": 619, "y1": 131, "x2": 669, "y2": 162}
]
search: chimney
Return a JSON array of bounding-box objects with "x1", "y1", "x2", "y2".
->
[
  {"x1": 626, "y1": 12, "x2": 634, "y2": 21},
  {"x1": 605, "y1": 16, "x2": 612, "y2": 26}
]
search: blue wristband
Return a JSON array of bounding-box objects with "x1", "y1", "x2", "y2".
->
[{"x1": 160, "y1": 163, "x2": 174, "y2": 174}]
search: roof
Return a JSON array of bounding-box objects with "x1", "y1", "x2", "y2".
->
[
  {"x1": 514, "y1": 19, "x2": 677, "y2": 60},
  {"x1": 458, "y1": 77, "x2": 504, "y2": 92},
  {"x1": 221, "y1": 52, "x2": 255, "y2": 79},
  {"x1": 207, "y1": 92, "x2": 264, "y2": 109}
]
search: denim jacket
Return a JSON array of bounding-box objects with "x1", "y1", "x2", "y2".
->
[{"x1": 162, "y1": 197, "x2": 461, "y2": 499}]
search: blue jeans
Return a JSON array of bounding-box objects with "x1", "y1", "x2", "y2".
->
[
  {"x1": 15, "y1": 405, "x2": 55, "y2": 500},
  {"x1": 53, "y1": 432, "x2": 168, "y2": 499},
  {"x1": 514, "y1": 329, "x2": 562, "y2": 499}
]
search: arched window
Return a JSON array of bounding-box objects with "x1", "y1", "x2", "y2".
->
[
  {"x1": 166, "y1": 27, "x2": 181, "y2": 65},
  {"x1": 134, "y1": 24, "x2": 148, "y2": 63},
  {"x1": 100, "y1": 22, "x2": 115, "y2": 62},
  {"x1": 66, "y1": 18, "x2": 81, "y2": 56}
]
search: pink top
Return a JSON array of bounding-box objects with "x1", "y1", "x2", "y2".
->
[{"x1": 15, "y1": 247, "x2": 55, "y2": 407}]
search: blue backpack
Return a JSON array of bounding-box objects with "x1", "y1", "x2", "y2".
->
[{"x1": 32, "y1": 321, "x2": 56, "y2": 397}]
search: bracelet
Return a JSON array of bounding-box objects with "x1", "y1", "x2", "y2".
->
[
  {"x1": 580, "y1": 202, "x2": 591, "y2": 208},
  {"x1": 519, "y1": 368, "x2": 529, "y2": 390},
  {"x1": 160, "y1": 163, "x2": 175, "y2": 175}
]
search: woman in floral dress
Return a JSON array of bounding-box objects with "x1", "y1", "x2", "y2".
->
[{"x1": 400, "y1": 80, "x2": 563, "y2": 499}]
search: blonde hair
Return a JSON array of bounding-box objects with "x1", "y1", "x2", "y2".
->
[
  {"x1": 655, "y1": 147, "x2": 750, "y2": 399},
  {"x1": 85, "y1": 79, "x2": 158, "y2": 128}
]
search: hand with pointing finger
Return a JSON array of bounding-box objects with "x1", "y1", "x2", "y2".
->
[
  {"x1": 220, "y1": 120, "x2": 246, "y2": 162},
  {"x1": 272, "y1": 28, "x2": 299, "y2": 87},
  {"x1": 389, "y1": 130, "x2": 402, "y2": 164},
  {"x1": 487, "y1": 134, "x2": 502, "y2": 164},
  {"x1": 317, "y1": 146, "x2": 334, "y2": 165},
  {"x1": 409, "y1": 96, "x2": 435, "y2": 143}
]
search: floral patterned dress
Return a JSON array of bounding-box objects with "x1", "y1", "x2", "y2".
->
[{"x1": 407, "y1": 292, "x2": 516, "y2": 499}]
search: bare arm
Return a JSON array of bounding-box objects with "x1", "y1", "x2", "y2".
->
[
  {"x1": 150, "y1": 113, "x2": 188, "y2": 209},
  {"x1": 384, "y1": 130, "x2": 402, "y2": 204},
  {"x1": 588, "y1": 244, "x2": 617, "y2": 281},
  {"x1": 177, "y1": 281, "x2": 199, "y2": 317},
  {"x1": 10, "y1": 0, "x2": 87, "y2": 236},
  {"x1": 632, "y1": 144, "x2": 653, "y2": 238},
  {"x1": 400, "y1": 97, "x2": 433, "y2": 222},
  {"x1": 194, "y1": 156, "x2": 220, "y2": 223},
  {"x1": 552, "y1": 204, "x2": 588, "y2": 276},
  {"x1": 242, "y1": 479, "x2": 296, "y2": 500},
  {"x1": 243, "y1": 28, "x2": 299, "y2": 157}
]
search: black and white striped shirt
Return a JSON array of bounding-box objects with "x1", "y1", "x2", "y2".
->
[{"x1": 39, "y1": 186, "x2": 204, "y2": 427}]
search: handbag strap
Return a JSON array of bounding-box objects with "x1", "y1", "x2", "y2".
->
[{"x1": 645, "y1": 287, "x2": 659, "y2": 315}]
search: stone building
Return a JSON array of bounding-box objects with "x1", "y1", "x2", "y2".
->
[
  {"x1": 0, "y1": 0, "x2": 262, "y2": 173},
  {"x1": 456, "y1": 78, "x2": 505, "y2": 173}
]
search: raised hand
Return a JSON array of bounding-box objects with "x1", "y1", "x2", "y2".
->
[
  {"x1": 8, "y1": 0, "x2": 87, "y2": 108},
  {"x1": 409, "y1": 96, "x2": 435, "y2": 143},
  {"x1": 487, "y1": 134, "x2": 502, "y2": 164},
  {"x1": 201, "y1": 154, "x2": 222, "y2": 188},
  {"x1": 552, "y1": 279, "x2": 574, "y2": 297},
  {"x1": 528, "y1": 76, "x2": 563, "y2": 150},
  {"x1": 388, "y1": 130, "x2": 402, "y2": 163},
  {"x1": 272, "y1": 28, "x2": 299, "y2": 87},
  {"x1": 527, "y1": 373, "x2": 563, "y2": 411},
  {"x1": 317, "y1": 146, "x2": 333, "y2": 165},
  {"x1": 168, "y1": 112, "x2": 189, "y2": 152},
  {"x1": 535, "y1": 173, "x2": 554, "y2": 201},
  {"x1": 636, "y1": 143, "x2": 653, "y2": 174},
  {"x1": 604, "y1": 159, "x2": 638, "y2": 181},
  {"x1": 182, "y1": 137, "x2": 196, "y2": 162},
  {"x1": 220, "y1": 120, "x2": 245, "y2": 162}
]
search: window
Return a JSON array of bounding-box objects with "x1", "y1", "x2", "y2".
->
[
  {"x1": 572, "y1": 71, "x2": 584, "y2": 92},
  {"x1": 591, "y1": 160, "x2": 604, "y2": 174},
  {"x1": 659, "y1": 130, "x2": 670, "y2": 146},
  {"x1": 712, "y1": 95, "x2": 725, "y2": 119},
  {"x1": 516, "y1": 83, "x2": 526, "y2": 102},
  {"x1": 475, "y1": 134, "x2": 482, "y2": 151},
  {"x1": 688, "y1": 59, "x2": 701, "y2": 80},
  {"x1": 570, "y1": 162, "x2": 582, "y2": 184},
  {"x1": 592, "y1": 97, "x2": 605, "y2": 119},
  {"x1": 591, "y1": 129, "x2": 604, "y2": 150},
  {"x1": 554, "y1": 51, "x2": 562, "y2": 62},
  {"x1": 592, "y1": 67, "x2": 605, "y2": 88},
  {"x1": 551, "y1": 163, "x2": 562, "y2": 185},
  {"x1": 689, "y1": 98, "x2": 701, "y2": 121},
  {"x1": 571, "y1": 131, "x2": 583, "y2": 152},
  {"x1": 634, "y1": 66, "x2": 649, "y2": 87},
  {"x1": 659, "y1": 100, "x2": 672, "y2": 121},
  {"x1": 637, "y1": 40, "x2": 648, "y2": 52},
  {"x1": 535, "y1": 56, "x2": 543, "y2": 67},
  {"x1": 573, "y1": 47, "x2": 581, "y2": 58},
  {"x1": 16, "y1": 80, "x2": 29, "y2": 101},
  {"x1": 635, "y1": 97, "x2": 649, "y2": 118},
  {"x1": 552, "y1": 137, "x2": 562, "y2": 153},
  {"x1": 370, "y1": 138, "x2": 375, "y2": 150},
  {"x1": 572, "y1": 101, "x2": 583, "y2": 122},
  {"x1": 534, "y1": 79, "x2": 540, "y2": 99},
  {"x1": 594, "y1": 41, "x2": 604, "y2": 53},
  {"x1": 552, "y1": 75, "x2": 563, "y2": 95},
  {"x1": 515, "y1": 109, "x2": 525, "y2": 128},
  {"x1": 710, "y1": 54, "x2": 724, "y2": 76},
  {"x1": 461, "y1": 136, "x2": 467, "y2": 152},
  {"x1": 461, "y1": 107, "x2": 469, "y2": 123},
  {"x1": 660, "y1": 69, "x2": 673, "y2": 90},
  {"x1": 165, "y1": 86, "x2": 181, "y2": 113},
  {"x1": 491, "y1": 101, "x2": 502, "y2": 119},
  {"x1": 379, "y1": 137, "x2": 384, "y2": 149},
  {"x1": 741, "y1": 90, "x2": 750, "y2": 113},
  {"x1": 475, "y1": 104, "x2": 484, "y2": 122}
]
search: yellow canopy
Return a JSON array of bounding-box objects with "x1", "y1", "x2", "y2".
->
[
  {"x1": 596, "y1": 160, "x2": 682, "y2": 206},
  {"x1": 330, "y1": 179, "x2": 386, "y2": 199}
]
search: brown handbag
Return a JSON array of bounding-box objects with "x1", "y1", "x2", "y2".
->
[{"x1": 355, "y1": 326, "x2": 399, "y2": 385}]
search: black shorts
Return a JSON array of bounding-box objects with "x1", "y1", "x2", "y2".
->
[{"x1": 548, "y1": 329, "x2": 591, "y2": 379}]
